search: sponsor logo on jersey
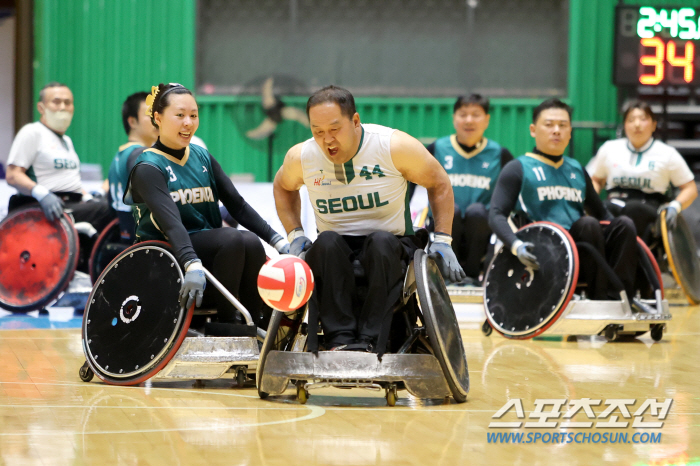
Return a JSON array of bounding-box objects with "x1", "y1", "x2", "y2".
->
[
  {"x1": 612, "y1": 177, "x2": 652, "y2": 189},
  {"x1": 448, "y1": 173, "x2": 491, "y2": 190},
  {"x1": 315, "y1": 191, "x2": 389, "y2": 214},
  {"x1": 537, "y1": 186, "x2": 583, "y2": 202},
  {"x1": 169, "y1": 186, "x2": 215, "y2": 205}
]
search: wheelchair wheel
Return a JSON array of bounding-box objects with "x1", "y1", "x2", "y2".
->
[
  {"x1": 660, "y1": 211, "x2": 700, "y2": 304},
  {"x1": 89, "y1": 218, "x2": 128, "y2": 283},
  {"x1": 257, "y1": 306, "x2": 305, "y2": 399},
  {"x1": 82, "y1": 241, "x2": 193, "y2": 385},
  {"x1": 484, "y1": 222, "x2": 578, "y2": 339},
  {"x1": 0, "y1": 207, "x2": 79, "y2": 312},
  {"x1": 413, "y1": 249, "x2": 469, "y2": 403}
]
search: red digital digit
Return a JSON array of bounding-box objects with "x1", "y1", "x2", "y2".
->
[
  {"x1": 667, "y1": 40, "x2": 695, "y2": 83},
  {"x1": 639, "y1": 37, "x2": 665, "y2": 85}
]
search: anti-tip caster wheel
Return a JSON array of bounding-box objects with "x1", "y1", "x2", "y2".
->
[
  {"x1": 79, "y1": 361, "x2": 94, "y2": 382},
  {"x1": 386, "y1": 385, "x2": 398, "y2": 407},
  {"x1": 481, "y1": 320, "x2": 493, "y2": 336},
  {"x1": 236, "y1": 367, "x2": 247, "y2": 387},
  {"x1": 604, "y1": 324, "x2": 619, "y2": 342},
  {"x1": 650, "y1": 324, "x2": 664, "y2": 342},
  {"x1": 296, "y1": 382, "x2": 308, "y2": 404}
]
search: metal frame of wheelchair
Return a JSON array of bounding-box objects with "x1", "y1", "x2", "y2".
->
[
  {"x1": 256, "y1": 249, "x2": 470, "y2": 406},
  {"x1": 79, "y1": 240, "x2": 265, "y2": 386},
  {"x1": 480, "y1": 222, "x2": 671, "y2": 342}
]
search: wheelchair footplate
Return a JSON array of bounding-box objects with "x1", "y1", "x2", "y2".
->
[
  {"x1": 259, "y1": 350, "x2": 451, "y2": 404},
  {"x1": 153, "y1": 336, "x2": 259, "y2": 380}
]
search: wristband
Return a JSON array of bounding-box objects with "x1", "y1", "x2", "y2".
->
[
  {"x1": 288, "y1": 228, "x2": 306, "y2": 243},
  {"x1": 433, "y1": 232, "x2": 453, "y2": 245},
  {"x1": 31, "y1": 184, "x2": 50, "y2": 202},
  {"x1": 184, "y1": 259, "x2": 204, "y2": 272},
  {"x1": 511, "y1": 239, "x2": 523, "y2": 256}
]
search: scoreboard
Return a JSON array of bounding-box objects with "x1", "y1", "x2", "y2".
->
[{"x1": 614, "y1": 5, "x2": 699, "y2": 86}]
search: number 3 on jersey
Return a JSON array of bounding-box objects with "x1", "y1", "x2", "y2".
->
[
  {"x1": 532, "y1": 166, "x2": 546, "y2": 181},
  {"x1": 166, "y1": 166, "x2": 177, "y2": 182}
]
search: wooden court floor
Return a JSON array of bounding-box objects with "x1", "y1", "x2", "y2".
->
[{"x1": 0, "y1": 304, "x2": 698, "y2": 466}]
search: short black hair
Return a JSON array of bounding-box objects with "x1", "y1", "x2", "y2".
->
[
  {"x1": 121, "y1": 91, "x2": 149, "y2": 136},
  {"x1": 454, "y1": 94, "x2": 490, "y2": 114},
  {"x1": 622, "y1": 99, "x2": 657, "y2": 122},
  {"x1": 306, "y1": 85, "x2": 356, "y2": 120},
  {"x1": 532, "y1": 98, "x2": 572, "y2": 124},
  {"x1": 39, "y1": 82, "x2": 69, "y2": 102},
  {"x1": 149, "y1": 83, "x2": 194, "y2": 128}
]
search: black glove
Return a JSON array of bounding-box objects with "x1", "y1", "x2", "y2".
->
[
  {"x1": 659, "y1": 201, "x2": 681, "y2": 230},
  {"x1": 428, "y1": 233, "x2": 467, "y2": 283},
  {"x1": 38, "y1": 192, "x2": 64, "y2": 221},
  {"x1": 179, "y1": 261, "x2": 206, "y2": 309},
  {"x1": 288, "y1": 228, "x2": 312, "y2": 256},
  {"x1": 514, "y1": 241, "x2": 540, "y2": 270}
]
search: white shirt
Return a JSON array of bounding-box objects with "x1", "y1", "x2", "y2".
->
[
  {"x1": 7, "y1": 122, "x2": 82, "y2": 194},
  {"x1": 591, "y1": 138, "x2": 693, "y2": 194},
  {"x1": 301, "y1": 124, "x2": 410, "y2": 236}
]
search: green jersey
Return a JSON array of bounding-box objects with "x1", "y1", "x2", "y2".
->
[
  {"x1": 432, "y1": 136, "x2": 505, "y2": 209},
  {"x1": 108, "y1": 142, "x2": 143, "y2": 212},
  {"x1": 126, "y1": 144, "x2": 222, "y2": 241},
  {"x1": 517, "y1": 153, "x2": 587, "y2": 230}
]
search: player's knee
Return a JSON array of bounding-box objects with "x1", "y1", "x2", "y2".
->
[
  {"x1": 611, "y1": 215, "x2": 637, "y2": 238},
  {"x1": 364, "y1": 231, "x2": 400, "y2": 252}
]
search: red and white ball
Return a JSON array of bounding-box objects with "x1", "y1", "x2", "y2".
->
[{"x1": 257, "y1": 254, "x2": 314, "y2": 313}]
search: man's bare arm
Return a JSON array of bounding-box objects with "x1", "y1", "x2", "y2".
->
[
  {"x1": 390, "y1": 131, "x2": 454, "y2": 235},
  {"x1": 6, "y1": 165, "x2": 38, "y2": 196},
  {"x1": 273, "y1": 143, "x2": 306, "y2": 235}
]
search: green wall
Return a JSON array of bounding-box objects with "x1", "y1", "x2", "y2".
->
[
  {"x1": 33, "y1": 0, "x2": 196, "y2": 172},
  {"x1": 32, "y1": 0, "x2": 700, "y2": 180}
]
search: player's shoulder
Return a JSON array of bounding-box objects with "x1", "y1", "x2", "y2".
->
[
  {"x1": 363, "y1": 123, "x2": 397, "y2": 138},
  {"x1": 484, "y1": 138, "x2": 502, "y2": 151},
  {"x1": 651, "y1": 139, "x2": 682, "y2": 157},
  {"x1": 189, "y1": 143, "x2": 210, "y2": 161},
  {"x1": 598, "y1": 138, "x2": 627, "y2": 154},
  {"x1": 14, "y1": 121, "x2": 45, "y2": 140},
  {"x1": 563, "y1": 155, "x2": 584, "y2": 170}
]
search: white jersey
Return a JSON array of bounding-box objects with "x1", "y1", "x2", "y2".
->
[
  {"x1": 591, "y1": 138, "x2": 693, "y2": 194},
  {"x1": 7, "y1": 122, "x2": 82, "y2": 194},
  {"x1": 301, "y1": 123, "x2": 411, "y2": 236}
]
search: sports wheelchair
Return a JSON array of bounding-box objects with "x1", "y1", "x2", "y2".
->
[
  {"x1": 256, "y1": 249, "x2": 470, "y2": 406},
  {"x1": 78, "y1": 240, "x2": 264, "y2": 386},
  {"x1": 481, "y1": 221, "x2": 671, "y2": 342},
  {"x1": 0, "y1": 205, "x2": 128, "y2": 313},
  {"x1": 654, "y1": 210, "x2": 700, "y2": 305}
]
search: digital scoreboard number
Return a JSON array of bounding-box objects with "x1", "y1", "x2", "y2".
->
[{"x1": 614, "y1": 5, "x2": 699, "y2": 86}]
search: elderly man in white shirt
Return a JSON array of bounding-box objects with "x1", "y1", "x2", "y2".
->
[{"x1": 6, "y1": 82, "x2": 114, "y2": 234}]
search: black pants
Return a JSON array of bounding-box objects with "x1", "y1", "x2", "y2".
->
[
  {"x1": 568, "y1": 216, "x2": 638, "y2": 300},
  {"x1": 606, "y1": 199, "x2": 660, "y2": 245},
  {"x1": 304, "y1": 231, "x2": 420, "y2": 352},
  {"x1": 189, "y1": 228, "x2": 267, "y2": 325},
  {"x1": 452, "y1": 202, "x2": 491, "y2": 279},
  {"x1": 9, "y1": 193, "x2": 115, "y2": 234}
]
